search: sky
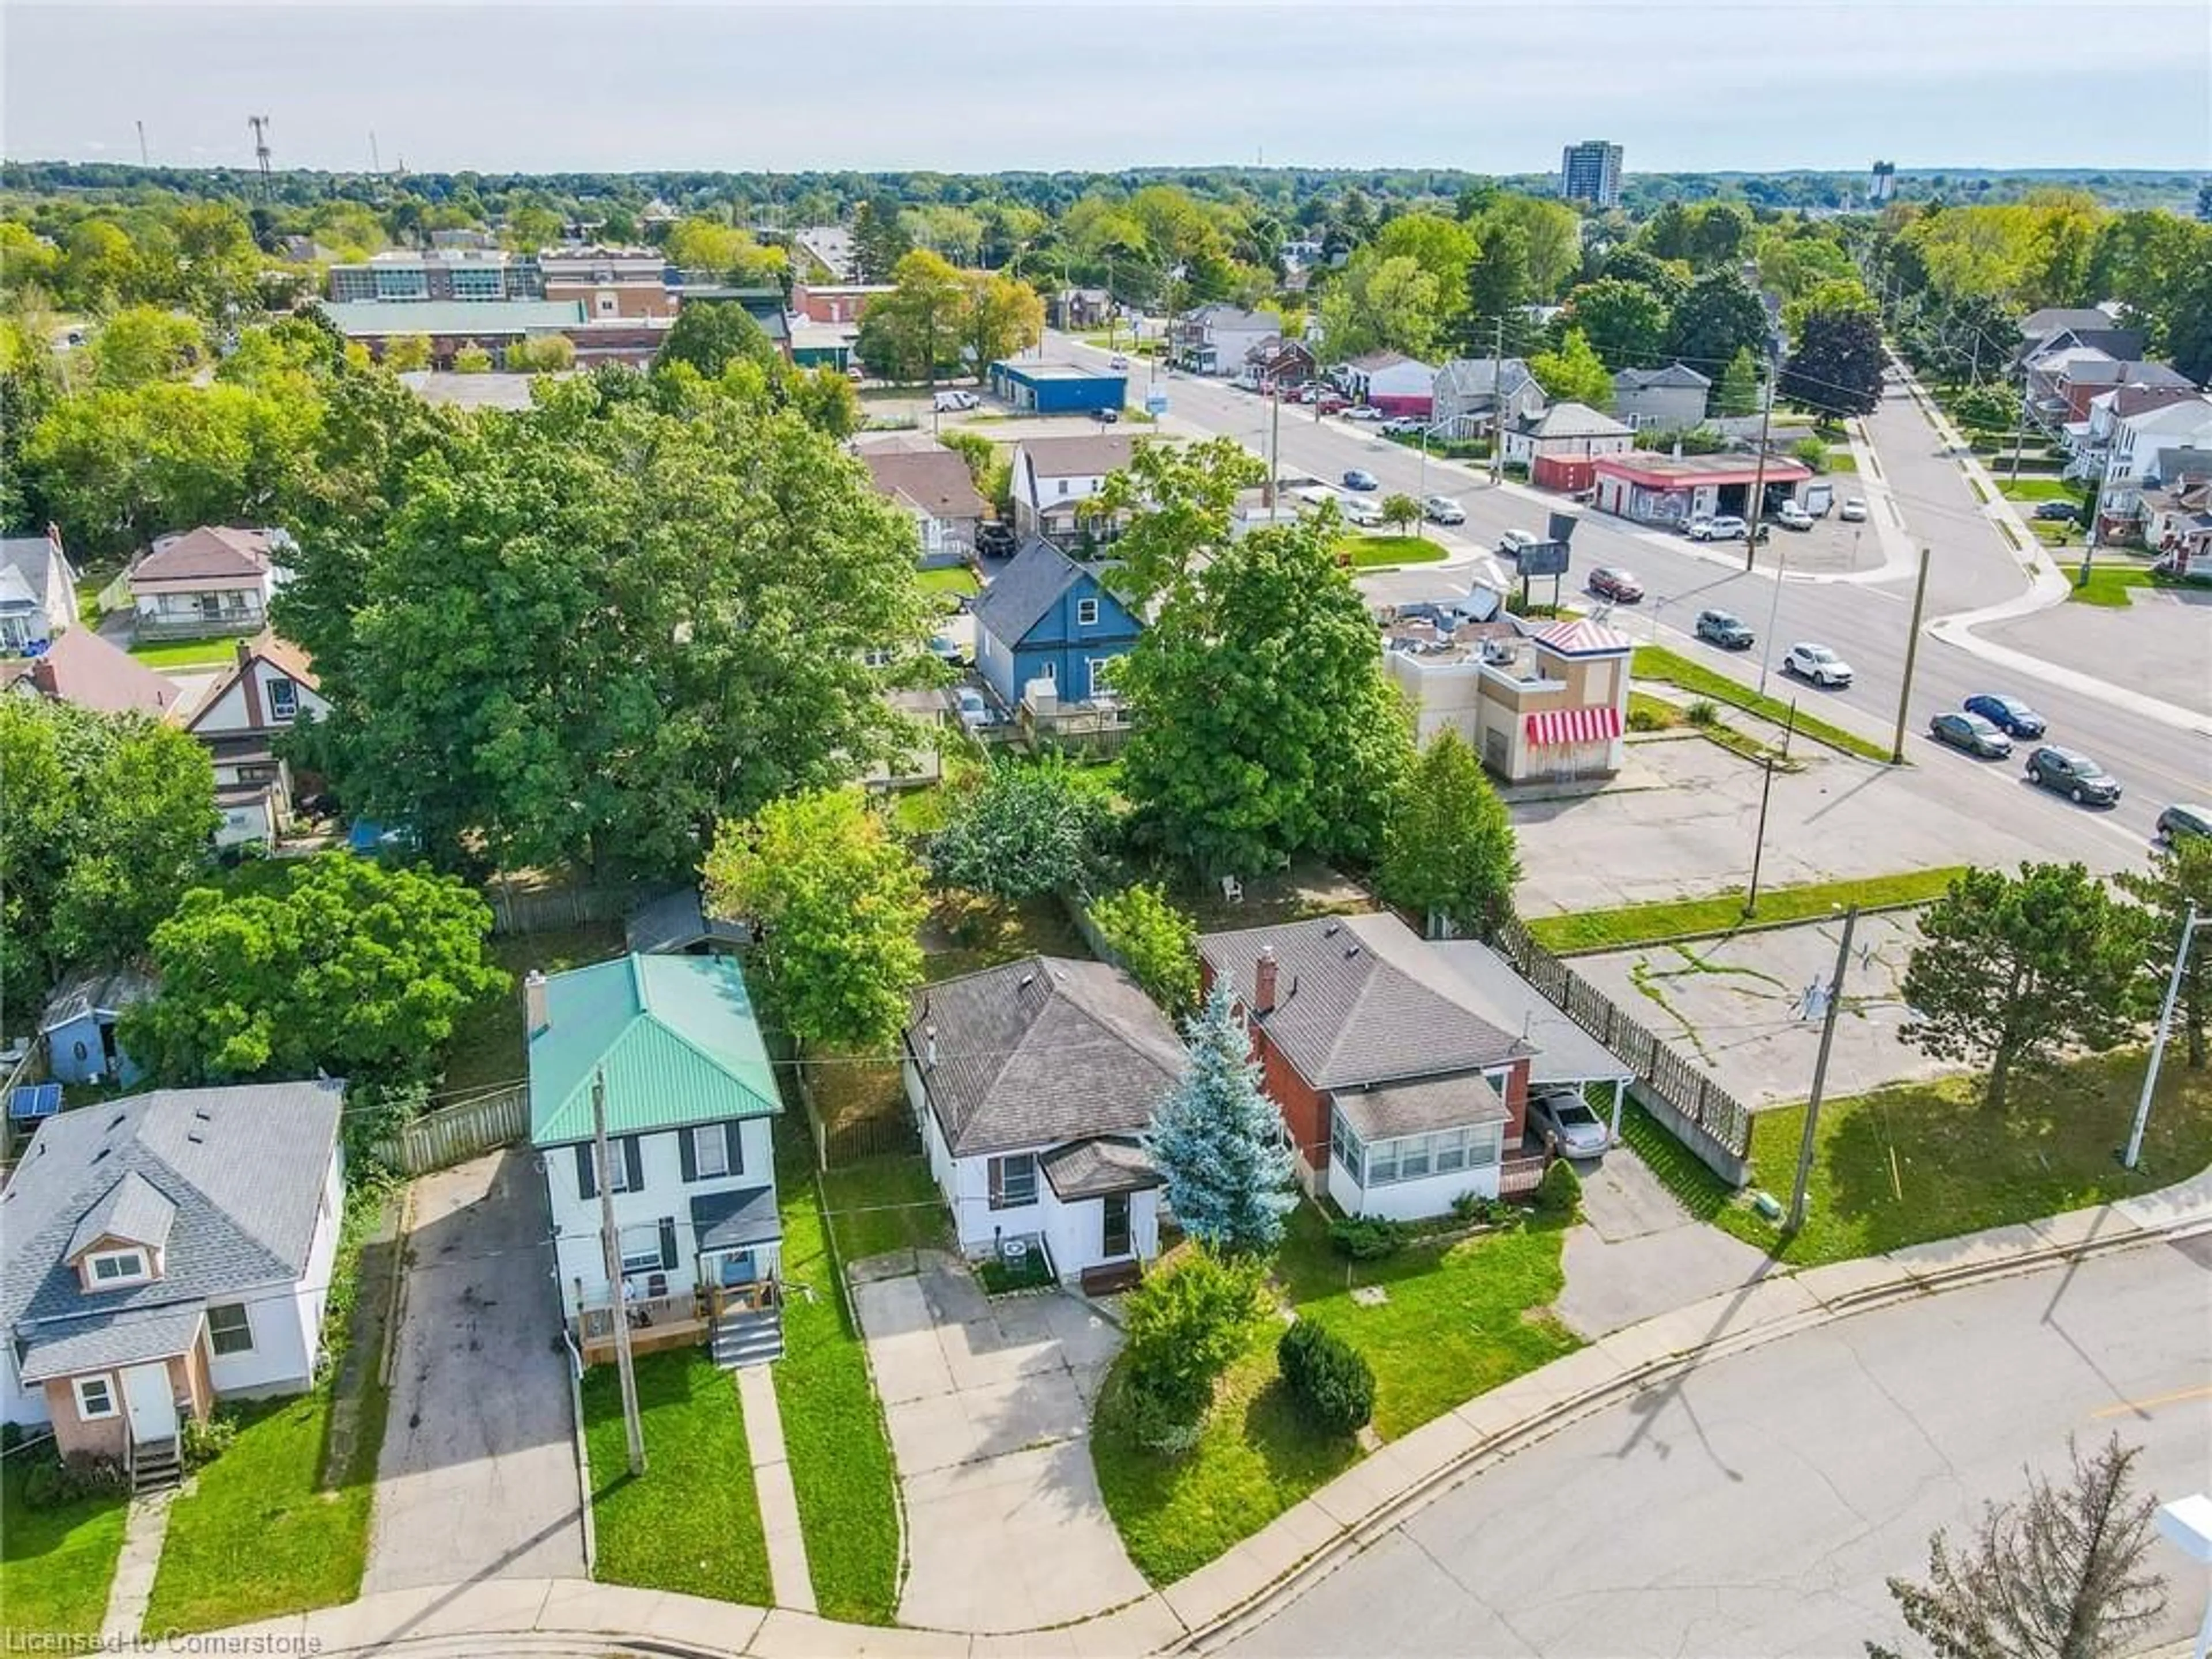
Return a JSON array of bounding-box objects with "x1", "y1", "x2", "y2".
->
[{"x1": 5, "y1": 1, "x2": 2209, "y2": 177}]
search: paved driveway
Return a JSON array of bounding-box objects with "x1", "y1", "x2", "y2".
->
[
  {"x1": 1556, "y1": 1145, "x2": 1774, "y2": 1339},
  {"x1": 363, "y1": 1148, "x2": 586, "y2": 1593},
  {"x1": 850, "y1": 1251, "x2": 1145, "y2": 1633}
]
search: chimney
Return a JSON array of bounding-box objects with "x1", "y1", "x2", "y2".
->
[
  {"x1": 30, "y1": 657, "x2": 58, "y2": 697},
  {"x1": 524, "y1": 969, "x2": 550, "y2": 1037},
  {"x1": 1253, "y1": 946, "x2": 1278, "y2": 1017},
  {"x1": 236, "y1": 638, "x2": 256, "y2": 673}
]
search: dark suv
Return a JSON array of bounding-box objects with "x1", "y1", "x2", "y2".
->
[
  {"x1": 974, "y1": 522, "x2": 1018, "y2": 558},
  {"x1": 2024, "y1": 745, "x2": 2121, "y2": 805}
]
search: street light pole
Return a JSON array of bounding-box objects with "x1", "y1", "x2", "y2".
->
[
  {"x1": 2124, "y1": 904, "x2": 2203, "y2": 1170},
  {"x1": 1788, "y1": 905, "x2": 1860, "y2": 1233}
]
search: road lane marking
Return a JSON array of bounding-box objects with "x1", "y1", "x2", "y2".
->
[{"x1": 2091, "y1": 1382, "x2": 2212, "y2": 1419}]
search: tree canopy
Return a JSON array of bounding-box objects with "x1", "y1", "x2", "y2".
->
[
  {"x1": 1377, "y1": 729, "x2": 1520, "y2": 936},
  {"x1": 1781, "y1": 306, "x2": 1886, "y2": 419},
  {"x1": 1528, "y1": 327, "x2": 1615, "y2": 408},
  {"x1": 930, "y1": 757, "x2": 1116, "y2": 902},
  {"x1": 1143, "y1": 982, "x2": 1300, "y2": 1256}
]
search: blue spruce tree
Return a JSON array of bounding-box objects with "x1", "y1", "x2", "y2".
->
[{"x1": 1143, "y1": 980, "x2": 1299, "y2": 1256}]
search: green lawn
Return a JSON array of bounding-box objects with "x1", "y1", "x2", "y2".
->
[
  {"x1": 770, "y1": 1120, "x2": 903, "y2": 1623},
  {"x1": 1524, "y1": 868, "x2": 1968, "y2": 956},
  {"x1": 916, "y1": 565, "x2": 981, "y2": 598},
  {"x1": 1, "y1": 1452, "x2": 129, "y2": 1641},
  {"x1": 923, "y1": 888, "x2": 1093, "y2": 982},
  {"x1": 1094, "y1": 1207, "x2": 1577, "y2": 1585},
  {"x1": 581, "y1": 1350, "x2": 772, "y2": 1605},
  {"x1": 127, "y1": 636, "x2": 252, "y2": 669},
  {"x1": 1995, "y1": 477, "x2": 2081, "y2": 503},
  {"x1": 1824, "y1": 449, "x2": 1858, "y2": 474},
  {"x1": 819, "y1": 1154, "x2": 952, "y2": 1263},
  {"x1": 442, "y1": 922, "x2": 624, "y2": 1093},
  {"x1": 1616, "y1": 1100, "x2": 1737, "y2": 1223},
  {"x1": 1633, "y1": 646, "x2": 1891, "y2": 764},
  {"x1": 2067, "y1": 564, "x2": 2163, "y2": 608},
  {"x1": 1715, "y1": 1048, "x2": 2212, "y2": 1267},
  {"x1": 1337, "y1": 533, "x2": 1447, "y2": 568}
]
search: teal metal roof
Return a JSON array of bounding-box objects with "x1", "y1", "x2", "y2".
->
[{"x1": 528, "y1": 954, "x2": 782, "y2": 1146}]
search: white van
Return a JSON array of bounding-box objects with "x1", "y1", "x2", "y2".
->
[{"x1": 932, "y1": 389, "x2": 979, "y2": 413}]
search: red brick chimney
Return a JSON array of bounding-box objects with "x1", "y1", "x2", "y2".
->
[
  {"x1": 29, "y1": 657, "x2": 58, "y2": 696},
  {"x1": 1253, "y1": 946, "x2": 1278, "y2": 1016}
]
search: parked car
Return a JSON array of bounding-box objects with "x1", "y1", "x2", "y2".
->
[
  {"x1": 1342, "y1": 468, "x2": 1380, "y2": 491},
  {"x1": 1695, "y1": 609, "x2": 1755, "y2": 649},
  {"x1": 953, "y1": 688, "x2": 999, "y2": 730},
  {"x1": 1688, "y1": 514, "x2": 1749, "y2": 541},
  {"x1": 1498, "y1": 528, "x2": 1539, "y2": 556},
  {"x1": 932, "y1": 389, "x2": 979, "y2": 412},
  {"x1": 1094, "y1": 406, "x2": 1120, "y2": 423},
  {"x1": 1527, "y1": 1089, "x2": 1610, "y2": 1161},
  {"x1": 1342, "y1": 405, "x2": 1383, "y2": 422},
  {"x1": 927, "y1": 634, "x2": 967, "y2": 668},
  {"x1": 974, "y1": 522, "x2": 1017, "y2": 558},
  {"x1": 1963, "y1": 693, "x2": 2046, "y2": 739},
  {"x1": 1338, "y1": 495, "x2": 1384, "y2": 528},
  {"x1": 2033, "y1": 500, "x2": 2081, "y2": 522},
  {"x1": 1380, "y1": 416, "x2": 1423, "y2": 436},
  {"x1": 1422, "y1": 494, "x2": 1466, "y2": 525},
  {"x1": 1783, "y1": 642, "x2": 1854, "y2": 686},
  {"x1": 1109, "y1": 354, "x2": 1129, "y2": 370},
  {"x1": 1839, "y1": 498, "x2": 1869, "y2": 522},
  {"x1": 1775, "y1": 502, "x2": 1816, "y2": 531},
  {"x1": 2156, "y1": 803, "x2": 2212, "y2": 842},
  {"x1": 1928, "y1": 710, "x2": 2013, "y2": 759},
  {"x1": 2025, "y1": 745, "x2": 2121, "y2": 805},
  {"x1": 1588, "y1": 566, "x2": 1644, "y2": 603}
]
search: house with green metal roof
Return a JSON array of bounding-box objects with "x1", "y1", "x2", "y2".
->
[{"x1": 527, "y1": 953, "x2": 786, "y2": 1369}]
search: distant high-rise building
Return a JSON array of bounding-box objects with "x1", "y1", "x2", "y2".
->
[
  {"x1": 1870, "y1": 161, "x2": 1897, "y2": 204},
  {"x1": 1559, "y1": 140, "x2": 1624, "y2": 209}
]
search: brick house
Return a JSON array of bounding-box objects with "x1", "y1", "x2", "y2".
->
[{"x1": 1199, "y1": 914, "x2": 1541, "y2": 1221}]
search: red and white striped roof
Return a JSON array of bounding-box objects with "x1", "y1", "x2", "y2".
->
[
  {"x1": 1525, "y1": 706, "x2": 1624, "y2": 747},
  {"x1": 1531, "y1": 618, "x2": 1633, "y2": 656}
]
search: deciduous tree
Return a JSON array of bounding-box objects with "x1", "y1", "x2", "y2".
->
[
  {"x1": 1781, "y1": 307, "x2": 1887, "y2": 419},
  {"x1": 656, "y1": 300, "x2": 783, "y2": 381},
  {"x1": 2115, "y1": 834, "x2": 2212, "y2": 1070},
  {"x1": 1086, "y1": 884, "x2": 1199, "y2": 1014},
  {"x1": 1143, "y1": 982, "x2": 1299, "y2": 1256},
  {"x1": 1563, "y1": 277, "x2": 1672, "y2": 372},
  {"x1": 1666, "y1": 271, "x2": 1771, "y2": 376},
  {"x1": 1377, "y1": 729, "x2": 1520, "y2": 935},
  {"x1": 1528, "y1": 327, "x2": 1615, "y2": 409},
  {"x1": 959, "y1": 269, "x2": 1046, "y2": 383},
  {"x1": 702, "y1": 787, "x2": 927, "y2": 1052},
  {"x1": 1380, "y1": 492, "x2": 1422, "y2": 535},
  {"x1": 855, "y1": 248, "x2": 966, "y2": 384},
  {"x1": 930, "y1": 758, "x2": 1116, "y2": 902}
]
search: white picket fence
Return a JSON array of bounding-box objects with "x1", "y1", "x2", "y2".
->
[{"x1": 369, "y1": 1084, "x2": 530, "y2": 1176}]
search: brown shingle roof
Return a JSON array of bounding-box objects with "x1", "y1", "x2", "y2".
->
[
  {"x1": 135, "y1": 526, "x2": 273, "y2": 583},
  {"x1": 5, "y1": 628, "x2": 181, "y2": 717},
  {"x1": 858, "y1": 448, "x2": 988, "y2": 521},
  {"x1": 1020, "y1": 434, "x2": 1137, "y2": 479}
]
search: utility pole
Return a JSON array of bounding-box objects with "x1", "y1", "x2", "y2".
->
[
  {"x1": 1264, "y1": 382, "x2": 1281, "y2": 512},
  {"x1": 248, "y1": 115, "x2": 274, "y2": 199},
  {"x1": 370, "y1": 130, "x2": 381, "y2": 175},
  {"x1": 2124, "y1": 904, "x2": 2203, "y2": 1169},
  {"x1": 1889, "y1": 546, "x2": 1932, "y2": 763},
  {"x1": 593, "y1": 1068, "x2": 645, "y2": 1476},
  {"x1": 1788, "y1": 906, "x2": 1860, "y2": 1232},
  {"x1": 136, "y1": 120, "x2": 149, "y2": 166},
  {"x1": 1744, "y1": 756, "x2": 1777, "y2": 918},
  {"x1": 1490, "y1": 313, "x2": 1507, "y2": 486},
  {"x1": 1743, "y1": 371, "x2": 1775, "y2": 572}
]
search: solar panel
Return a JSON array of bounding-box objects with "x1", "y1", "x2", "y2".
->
[{"x1": 9, "y1": 1083, "x2": 61, "y2": 1124}]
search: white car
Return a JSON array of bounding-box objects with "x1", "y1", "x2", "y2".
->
[
  {"x1": 1839, "y1": 498, "x2": 1869, "y2": 522},
  {"x1": 1783, "y1": 642, "x2": 1854, "y2": 687},
  {"x1": 1688, "y1": 514, "x2": 1749, "y2": 541},
  {"x1": 1108, "y1": 354, "x2": 1129, "y2": 370},
  {"x1": 1775, "y1": 502, "x2": 1815, "y2": 531},
  {"x1": 953, "y1": 688, "x2": 999, "y2": 729},
  {"x1": 931, "y1": 389, "x2": 979, "y2": 413},
  {"x1": 1338, "y1": 496, "x2": 1384, "y2": 528},
  {"x1": 1498, "y1": 528, "x2": 1539, "y2": 556},
  {"x1": 1422, "y1": 495, "x2": 1465, "y2": 525},
  {"x1": 1342, "y1": 405, "x2": 1384, "y2": 422}
]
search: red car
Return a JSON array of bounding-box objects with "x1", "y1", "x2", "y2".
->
[{"x1": 1588, "y1": 566, "x2": 1645, "y2": 603}]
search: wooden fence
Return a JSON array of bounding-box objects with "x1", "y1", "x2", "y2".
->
[
  {"x1": 369, "y1": 1084, "x2": 530, "y2": 1177},
  {"x1": 1494, "y1": 916, "x2": 1754, "y2": 1183},
  {"x1": 484, "y1": 884, "x2": 637, "y2": 937}
]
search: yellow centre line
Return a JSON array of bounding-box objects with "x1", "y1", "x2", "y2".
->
[{"x1": 2091, "y1": 1383, "x2": 2212, "y2": 1420}]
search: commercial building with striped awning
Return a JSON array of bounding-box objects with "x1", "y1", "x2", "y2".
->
[{"x1": 1527, "y1": 704, "x2": 1626, "y2": 747}]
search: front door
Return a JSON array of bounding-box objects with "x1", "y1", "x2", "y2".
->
[
  {"x1": 715, "y1": 1249, "x2": 757, "y2": 1289},
  {"x1": 1101, "y1": 1194, "x2": 1131, "y2": 1260},
  {"x1": 121, "y1": 1363, "x2": 177, "y2": 1445}
]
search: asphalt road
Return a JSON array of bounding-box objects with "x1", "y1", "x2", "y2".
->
[
  {"x1": 1224, "y1": 1241, "x2": 2212, "y2": 1659},
  {"x1": 1054, "y1": 332, "x2": 2207, "y2": 865}
]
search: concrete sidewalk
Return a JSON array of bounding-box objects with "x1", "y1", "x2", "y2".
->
[{"x1": 204, "y1": 1175, "x2": 2212, "y2": 1658}]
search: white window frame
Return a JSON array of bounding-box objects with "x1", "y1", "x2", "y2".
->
[
  {"x1": 1088, "y1": 658, "x2": 1114, "y2": 698},
  {"x1": 620, "y1": 1232, "x2": 664, "y2": 1274},
  {"x1": 74, "y1": 1375, "x2": 117, "y2": 1420},
  {"x1": 89, "y1": 1249, "x2": 149, "y2": 1286},
  {"x1": 207, "y1": 1301, "x2": 254, "y2": 1357},
  {"x1": 607, "y1": 1146, "x2": 636, "y2": 1195},
  {"x1": 690, "y1": 1124, "x2": 730, "y2": 1180},
  {"x1": 1075, "y1": 597, "x2": 1100, "y2": 626},
  {"x1": 267, "y1": 677, "x2": 299, "y2": 722},
  {"x1": 989, "y1": 1153, "x2": 1039, "y2": 1210}
]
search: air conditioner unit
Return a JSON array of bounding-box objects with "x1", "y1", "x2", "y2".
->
[{"x1": 998, "y1": 1237, "x2": 1030, "y2": 1263}]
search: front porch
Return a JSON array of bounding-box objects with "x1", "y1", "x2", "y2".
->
[{"x1": 572, "y1": 1278, "x2": 782, "y2": 1369}]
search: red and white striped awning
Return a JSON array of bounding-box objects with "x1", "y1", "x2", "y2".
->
[{"x1": 1525, "y1": 706, "x2": 1624, "y2": 747}]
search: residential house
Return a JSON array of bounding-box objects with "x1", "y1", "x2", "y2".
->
[
  {"x1": 900, "y1": 956, "x2": 1183, "y2": 1289},
  {"x1": 2141, "y1": 471, "x2": 2212, "y2": 577},
  {"x1": 1, "y1": 627, "x2": 182, "y2": 718},
  {"x1": 857, "y1": 442, "x2": 990, "y2": 561},
  {"x1": 1198, "y1": 914, "x2": 1539, "y2": 1221},
  {"x1": 39, "y1": 967, "x2": 156, "y2": 1087},
  {"x1": 2062, "y1": 383, "x2": 2207, "y2": 477},
  {"x1": 1010, "y1": 433, "x2": 1137, "y2": 547},
  {"x1": 862, "y1": 686, "x2": 959, "y2": 790},
  {"x1": 2017, "y1": 306, "x2": 2120, "y2": 344},
  {"x1": 527, "y1": 953, "x2": 786, "y2": 1369},
  {"x1": 1175, "y1": 304, "x2": 1282, "y2": 375},
  {"x1": 536, "y1": 246, "x2": 676, "y2": 320},
  {"x1": 182, "y1": 632, "x2": 329, "y2": 847},
  {"x1": 793, "y1": 280, "x2": 896, "y2": 325},
  {"x1": 1502, "y1": 403, "x2": 1635, "y2": 491},
  {"x1": 623, "y1": 887, "x2": 750, "y2": 958},
  {"x1": 1338, "y1": 351, "x2": 1437, "y2": 417},
  {"x1": 2027, "y1": 350, "x2": 2194, "y2": 431},
  {"x1": 127, "y1": 527, "x2": 285, "y2": 643},
  {"x1": 1045, "y1": 288, "x2": 1113, "y2": 331},
  {"x1": 1, "y1": 1080, "x2": 347, "y2": 1489},
  {"x1": 1383, "y1": 609, "x2": 1634, "y2": 784},
  {"x1": 1611, "y1": 363, "x2": 1713, "y2": 431},
  {"x1": 1431, "y1": 358, "x2": 1546, "y2": 439},
  {"x1": 2015, "y1": 323, "x2": 2147, "y2": 374},
  {"x1": 969, "y1": 538, "x2": 1142, "y2": 710},
  {"x1": 0, "y1": 527, "x2": 78, "y2": 656},
  {"x1": 2099, "y1": 396, "x2": 2212, "y2": 518},
  {"x1": 1592, "y1": 452, "x2": 1816, "y2": 529},
  {"x1": 1241, "y1": 336, "x2": 1318, "y2": 390},
  {"x1": 988, "y1": 359, "x2": 1127, "y2": 416}
]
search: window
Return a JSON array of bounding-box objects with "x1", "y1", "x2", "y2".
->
[
  {"x1": 1366, "y1": 1140, "x2": 1399, "y2": 1184},
  {"x1": 1058, "y1": 479, "x2": 1070, "y2": 497},
  {"x1": 1075, "y1": 597, "x2": 1100, "y2": 626},
  {"x1": 1433, "y1": 1128, "x2": 1469, "y2": 1175},
  {"x1": 90, "y1": 1250, "x2": 147, "y2": 1285},
  {"x1": 73, "y1": 1376, "x2": 116, "y2": 1420},
  {"x1": 597, "y1": 294, "x2": 618, "y2": 315},
  {"x1": 1469, "y1": 1124, "x2": 1502, "y2": 1167},
  {"x1": 1088, "y1": 658, "x2": 1115, "y2": 699},
  {"x1": 620, "y1": 1233, "x2": 663, "y2": 1274},
  {"x1": 267, "y1": 677, "x2": 298, "y2": 721},
  {"x1": 1039, "y1": 660, "x2": 1056, "y2": 681},
  {"x1": 690, "y1": 1124, "x2": 729, "y2": 1180},
  {"x1": 988, "y1": 1153, "x2": 1039, "y2": 1210},
  {"x1": 207, "y1": 1302, "x2": 253, "y2": 1357},
  {"x1": 1329, "y1": 1112, "x2": 1365, "y2": 1185},
  {"x1": 1397, "y1": 1134, "x2": 1432, "y2": 1180}
]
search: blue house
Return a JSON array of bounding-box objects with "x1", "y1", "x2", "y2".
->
[
  {"x1": 969, "y1": 540, "x2": 1144, "y2": 708},
  {"x1": 987, "y1": 359, "x2": 1127, "y2": 416},
  {"x1": 40, "y1": 967, "x2": 155, "y2": 1087}
]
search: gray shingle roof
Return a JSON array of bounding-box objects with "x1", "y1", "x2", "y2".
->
[
  {"x1": 1335, "y1": 1073, "x2": 1506, "y2": 1142},
  {"x1": 134, "y1": 526, "x2": 273, "y2": 583},
  {"x1": 624, "y1": 886, "x2": 751, "y2": 956},
  {"x1": 1020, "y1": 433, "x2": 1137, "y2": 482},
  {"x1": 971, "y1": 539, "x2": 1091, "y2": 648},
  {"x1": 1199, "y1": 913, "x2": 1525, "y2": 1089},
  {"x1": 0, "y1": 535, "x2": 66, "y2": 615},
  {"x1": 906, "y1": 957, "x2": 1183, "y2": 1158},
  {"x1": 65, "y1": 1171, "x2": 178, "y2": 1260},
  {"x1": 1041, "y1": 1137, "x2": 1160, "y2": 1200},
  {"x1": 1524, "y1": 402, "x2": 1634, "y2": 439},
  {"x1": 18, "y1": 1305, "x2": 206, "y2": 1384},
  {"x1": 40, "y1": 965, "x2": 157, "y2": 1033},
  {"x1": 1615, "y1": 362, "x2": 1711, "y2": 391},
  {"x1": 690, "y1": 1187, "x2": 781, "y2": 1251},
  {"x1": 2, "y1": 1081, "x2": 343, "y2": 1357}
]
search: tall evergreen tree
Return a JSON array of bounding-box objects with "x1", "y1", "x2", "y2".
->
[
  {"x1": 1143, "y1": 982, "x2": 1298, "y2": 1257},
  {"x1": 1714, "y1": 347, "x2": 1763, "y2": 418}
]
